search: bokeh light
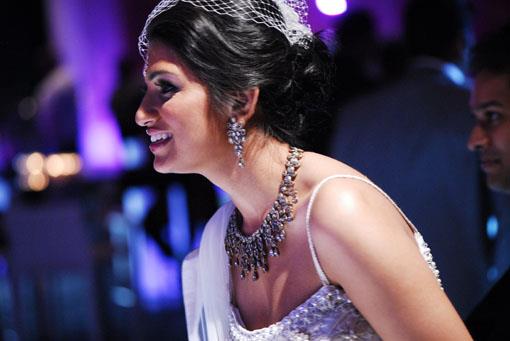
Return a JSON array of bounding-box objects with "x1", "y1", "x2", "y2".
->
[
  {"x1": 46, "y1": 154, "x2": 66, "y2": 177},
  {"x1": 26, "y1": 152, "x2": 45, "y2": 175},
  {"x1": 14, "y1": 152, "x2": 83, "y2": 191},
  {"x1": 0, "y1": 177, "x2": 11, "y2": 212},
  {"x1": 316, "y1": 0, "x2": 348, "y2": 16},
  {"x1": 60, "y1": 153, "x2": 82, "y2": 176},
  {"x1": 26, "y1": 173, "x2": 49, "y2": 192},
  {"x1": 17, "y1": 97, "x2": 38, "y2": 121},
  {"x1": 13, "y1": 154, "x2": 29, "y2": 175}
]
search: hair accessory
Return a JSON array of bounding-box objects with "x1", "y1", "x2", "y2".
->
[
  {"x1": 138, "y1": 0, "x2": 313, "y2": 63},
  {"x1": 225, "y1": 146, "x2": 303, "y2": 280},
  {"x1": 227, "y1": 117, "x2": 246, "y2": 168}
]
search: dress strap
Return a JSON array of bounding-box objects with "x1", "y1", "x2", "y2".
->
[{"x1": 305, "y1": 174, "x2": 419, "y2": 286}]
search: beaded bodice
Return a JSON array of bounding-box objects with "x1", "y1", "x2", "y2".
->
[
  {"x1": 228, "y1": 175, "x2": 442, "y2": 340},
  {"x1": 228, "y1": 231, "x2": 440, "y2": 340},
  {"x1": 229, "y1": 285, "x2": 379, "y2": 340}
]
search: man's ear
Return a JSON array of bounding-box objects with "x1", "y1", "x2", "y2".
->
[{"x1": 230, "y1": 87, "x2": 260, "y2": 124}]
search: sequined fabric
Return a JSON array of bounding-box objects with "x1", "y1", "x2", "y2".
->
[
  {"x1": 228, "y1": 231, "x2": 441, "y2": 340},
  {"x1": 230, "y1": 285, "x2": 380, "y2": 340}
]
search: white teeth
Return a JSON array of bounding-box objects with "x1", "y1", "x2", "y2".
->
[{"x1": 150, "y1": 133, "x2": 171, "y2": 143}]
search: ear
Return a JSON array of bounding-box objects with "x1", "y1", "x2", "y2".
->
[{"x1": 230, "y1": 87, "x2": 260, "y2": 124}]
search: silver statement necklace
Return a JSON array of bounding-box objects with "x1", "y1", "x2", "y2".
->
[{"x1": 225, "y1": 147, "x2": 304, "y2": 281}]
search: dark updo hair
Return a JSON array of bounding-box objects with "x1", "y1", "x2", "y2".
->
[{"x1": 146, "y1": 2, "x2": 331, "y2": 148}]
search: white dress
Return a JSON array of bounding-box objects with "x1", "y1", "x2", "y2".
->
[{"x1": 182, "y1": 175, "x2": 442, "y2": 340}]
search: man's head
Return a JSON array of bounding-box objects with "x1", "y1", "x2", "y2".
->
[{"x1": 467, "y1": 23, "x2": 510, "y2": 193}]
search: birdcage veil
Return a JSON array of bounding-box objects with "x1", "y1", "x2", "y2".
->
[{"x1": 138, "y1": 0, "x2": 313, "y2": 62}]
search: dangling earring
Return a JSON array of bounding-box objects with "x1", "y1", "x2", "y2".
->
[{"x1": 227, "y1": 117, "x2": 246, "y2": 168}]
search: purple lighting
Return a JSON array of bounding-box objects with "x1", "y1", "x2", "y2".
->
[
  {"x1": 134, "y1": 232, "x2": 181, "y2": 311},
  {"x1": 316, "y1": 0, "x2": 348, "y2": 16},
  {"x1": 46, "y1": 0, "x2": 124, "y2": 176}
]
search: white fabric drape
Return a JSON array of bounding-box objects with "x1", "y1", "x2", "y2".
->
[{"x1": 182, "y1": 202, "x2": 234, "y2": 340}]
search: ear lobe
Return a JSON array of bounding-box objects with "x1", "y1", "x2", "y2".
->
[{"x1": 231, "y1": 88, "x2": 260, "y2": 123}]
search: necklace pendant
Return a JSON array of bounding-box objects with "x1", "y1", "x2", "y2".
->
[
  {"x1": 271, "y1": 247, "x2": 280, "y2": 257},
  {"x1": 225, "y1": 147, "x2": 303, "y2": 280}
]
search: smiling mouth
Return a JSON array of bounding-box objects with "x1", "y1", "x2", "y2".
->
[
  {"x1": 148, "y1": 133, "x2": 173, "y2": 153},
  {"x1": 150, "y1": 133, "x2": 172, "y2": 143},
  {"x1": 480, "y1": 158, "x2": 502, "y2": 172}
]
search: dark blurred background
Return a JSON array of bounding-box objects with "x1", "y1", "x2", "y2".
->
[{"x1": 0, "y1": 0, "x2": 509, "y2": 340}]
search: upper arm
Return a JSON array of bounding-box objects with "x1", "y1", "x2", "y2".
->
[{"x1": 308, "y1": 179, "x2": 471, "y2": 340}]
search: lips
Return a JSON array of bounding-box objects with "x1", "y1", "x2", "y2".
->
[
  {"x1": 479, "y1": 155, "x2": 502, "y2": 173},
  {"x1": 146, "y1": 129, "x2": 173, "y2": 152}
]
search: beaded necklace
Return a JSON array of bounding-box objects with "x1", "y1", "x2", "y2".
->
[{"x1": 224, "y1": 147, "x2": 303, "y2": 280}]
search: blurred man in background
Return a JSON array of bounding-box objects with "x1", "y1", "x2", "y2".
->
[
  {"x1": 466, "y1": 22, "x2": 510, "y2": 340},
  {"x1": 467, "y1": 24, "x2": 510, "y2": 194}
]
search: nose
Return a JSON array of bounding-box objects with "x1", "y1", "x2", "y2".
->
[
  {"x1": 467, "y1": 124, "x2": 490, "y2": 152},
  {"x1": 135, "y1": 96, "x2": 157, "y2": 127}
]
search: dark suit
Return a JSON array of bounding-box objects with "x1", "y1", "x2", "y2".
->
[
  {"x1": 329, "y1": 58, "x2": 494, "y2": 317},
  {"x1": 467, "y1": 267, "x2": 510, "y2": 340}
]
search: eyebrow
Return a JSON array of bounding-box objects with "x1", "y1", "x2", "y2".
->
[
  {"x1": 147, "y1": 70, "x2": 177, "y2": 81},
  {"x1": 474, "y1": 100, "x2": 503, "y2": 111}
]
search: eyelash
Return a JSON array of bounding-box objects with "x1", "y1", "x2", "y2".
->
[
  {"x1": 486, "y1": 111, "x2": 501, "y2": 124},
  {"x1": 155, "y1": 80, "x2": 178, "y2": 95},
  {"x1": 477, "y1": 111, "x2": 502, "y2": 129}
]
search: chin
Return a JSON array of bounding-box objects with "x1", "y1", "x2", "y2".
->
[
  {"x1": 153, "y1": 159, "x2": 174, "y2": 174},
  {"x1": 153, "y1": 159, "x2": 193, "y2": 175},
  {"x1": 487, "y1": 176, "x2": 510, "y2": 194}
]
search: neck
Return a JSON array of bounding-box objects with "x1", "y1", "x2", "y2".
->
[{"x1": 203, "y1": 132, "x2": 291, "y2": 234}]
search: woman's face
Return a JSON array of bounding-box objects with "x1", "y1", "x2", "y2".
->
[{"x1": 136, "y1": 41, "x2": 228, "y2": 174}]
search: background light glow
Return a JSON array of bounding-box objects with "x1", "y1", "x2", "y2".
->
[{"x1": 316, "y1": 0, "x2": 348, "y2": 16}]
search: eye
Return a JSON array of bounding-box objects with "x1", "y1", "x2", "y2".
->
[
  {"x1": 155, "y1": 79, "x2": 179, "y2": 96},
  {"x1": 485, "y1": 111, "x2": 502, "y2": 125}
]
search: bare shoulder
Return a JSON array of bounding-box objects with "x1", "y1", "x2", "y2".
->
[
  {"x1": 299, "y1": 152, "x2": 363, "y2": 185},
  {"x1": 295, "y1": 156, "x2": 471, "y2": 340},
  {"x1": 299, "y1": 152, "x2": 406, "y2": 236},
  {"x1": 297, "y1": 152, "x2": 420, "y2": 285},
  {"x1": 312, "y1": 178, "x2": 409, "y2": 241}
]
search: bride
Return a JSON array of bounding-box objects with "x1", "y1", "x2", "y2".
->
[{"x1": 135, "y1": 0, "x2": 472, "y2": 339}]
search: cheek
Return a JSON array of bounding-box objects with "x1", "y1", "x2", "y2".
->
[
  {"x1": 495, "y1": 123, "x2": 510, "y2": 149},
  {"x1": 194, "y1": 115, "x2": 226, "y2": 147},
  {"x1": 190, "y1": 100, "x2": 226, "y2": 141},
  {"x1": 176, "y1": 105, "x2": 222, "y2": 144},
  {"x1": 503, "y1": 135, "x2": 510, "y2": 153}
]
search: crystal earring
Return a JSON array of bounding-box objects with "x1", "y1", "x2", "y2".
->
[{"x1": 227, "y1": 117, "x2": 246, "y2": 168}]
